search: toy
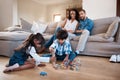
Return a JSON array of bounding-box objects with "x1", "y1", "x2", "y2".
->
[
  {"x1": 69, "y1": 58, "x2": 81, "y2": 71},
  {"x1": 40, "y1": 71, "x2": 47, "y2": 76}
]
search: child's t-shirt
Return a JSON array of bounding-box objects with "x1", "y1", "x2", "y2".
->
[{"x1": 50, "y1": 39, "x2": 72, "y2": 56}]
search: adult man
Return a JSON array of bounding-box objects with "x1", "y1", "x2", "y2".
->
[{"x1": 74, "y1": 9, "x2": 94, "y2": 55}]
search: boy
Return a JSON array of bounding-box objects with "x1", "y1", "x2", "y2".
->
[{"x1": 49, "y1": 30, "x2": 76, "y2": 68}]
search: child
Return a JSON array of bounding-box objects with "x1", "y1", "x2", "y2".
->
[
  {"x1": 3, "y1": 33, "x2": 50, "y2": 73},
  {"x1": 49, "y1": 30, "x2": 76, "y2": 69}
]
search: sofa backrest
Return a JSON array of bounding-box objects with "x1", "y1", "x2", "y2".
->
[
  {"x1": 44, "y1": 21, "x2": 65, "y2": 34},
  {"x1": 44, "y1": 17, "x2": 120, "y2": 36},
  {"x1": 91, "y1": 17, "x2": 119, "y2": 35},
  {"x1": 44, "y1": 22, "x2": 58, "y2": 34},
  {"x1": 115, "y1": 21, "x2": 120, "y2": 43}
]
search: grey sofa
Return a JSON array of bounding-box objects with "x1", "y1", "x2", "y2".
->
[
  {"x1": 0, "y1": 17, "x2": 120, "y2": 57},
  {"x1": 43, "y1": 17, "x2": 120, "y2": 57}
]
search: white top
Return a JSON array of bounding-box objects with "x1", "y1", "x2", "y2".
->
[
  {"x1": 64, "y1": 19, "x2": 78, "y2": 31},
  {"x1": 28, "y1": 46, "x2": 50, "y2": 65}
]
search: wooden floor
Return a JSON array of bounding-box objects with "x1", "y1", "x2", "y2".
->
[{"x1": 0, "y1": 56, "x2": 120, "y2": 80}]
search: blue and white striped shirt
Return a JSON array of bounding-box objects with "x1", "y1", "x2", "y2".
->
[{"x1": 50, "y1": 39, "x2": 72, "y2": 56}]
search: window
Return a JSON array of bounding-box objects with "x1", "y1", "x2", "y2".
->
[{"x1": 53, "y1": 14, "x2": 61, "y2": 22}]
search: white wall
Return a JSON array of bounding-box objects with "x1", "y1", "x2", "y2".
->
[
  {"x1": 0, "y1": 0, "x2": 18, "y2": 30},
  {"x1": 47, "y1": 0, "x2": 82, "y2": 22},
  {"x1": 18, "y1": 0, "x2": 82, "y2": 23},
  {"x1": 83, "y1": 0, "x2": 117, "y2": 20},
  {"x1": 18, "y1": 0, "x2": 47, "y2": 23},
  {"x1": 13, "y1": 0, "x2": 18, "y2": 25}
]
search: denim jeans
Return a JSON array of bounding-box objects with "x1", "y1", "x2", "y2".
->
[{"x1": 44, "y1": 27, "x2": 62, "y2": 48}]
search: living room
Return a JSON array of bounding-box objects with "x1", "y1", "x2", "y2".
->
[{"x1": 0, "y1": 0, "x2": 120, "y2": 80}]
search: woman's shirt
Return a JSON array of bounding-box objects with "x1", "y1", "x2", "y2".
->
[{"x1": 64, "y1": 19, "x2": 78, "y2": 31}]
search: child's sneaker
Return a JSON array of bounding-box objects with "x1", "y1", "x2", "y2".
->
[
  {"x1": 117, "y1": 55, "x2": 120, "y2": 62},
  {"x1": 75, "y1": 51, "x2": 79, "y2": 56},
  {"x1": 109, "y1": 55, "x2": 117, "y2": 62}
]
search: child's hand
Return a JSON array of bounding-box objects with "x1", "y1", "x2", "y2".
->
[
  {"x1": 49, "y1": 47, "x2": 55, "y2": 57},
  {"x1": 51, "y1": 56, "x2": 56, "y2": 62},
  {"x1": 49, "y1": 47, "x2": 55, "y2": 53},
  {"x1": 63, "y1": 56, "x2": 69, "y2": 63}
]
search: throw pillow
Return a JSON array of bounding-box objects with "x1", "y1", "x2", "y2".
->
[
  {"x1": 31, "y1": 21, "x2": 47, "y2": 34},
  {"x1": 4, "y1": 26, "x2": 23, "y2": 32},
  {"x1": 44, "y1": 22, "x2": 58, "y2": 34},
  {"x1": 20, "y1": 18, "x2": 33, "y2": 32},
  {"x1": 104, "y1": 18, "x2": 119, "y2": 39}
]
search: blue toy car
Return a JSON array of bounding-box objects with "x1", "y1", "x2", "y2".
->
[{"x1": 40, "y1": 71, "x2": 47, "y2": 76}]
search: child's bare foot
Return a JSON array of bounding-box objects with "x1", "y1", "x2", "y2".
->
[
  {"x1": 3, "y1": 69, "x2": 12, "y2": 73},
  {"x1": 38, "y1": 63, "x2": 46, "y2": 67}
]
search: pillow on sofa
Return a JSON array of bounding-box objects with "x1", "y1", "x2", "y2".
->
[
  {"x1": 31, "y1": 21, "x2": 47, "y2": 34},
  {"x1": 45, "y1": 22, "x2": 58, "y2": 34},
  {"x1": 104, "y1": 18, "x2": 119, "y2": 39},
  {"x1": 20, "y1": 18, "x2": 33, "y2": 32},
  {"x1": 4, "y1": 26, "x2": 23, "y2": 32}
]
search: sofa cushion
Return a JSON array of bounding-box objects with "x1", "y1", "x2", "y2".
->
[
  {"x1": 4, "y1": 26, "x2": 23, "y2": 32},
  {"x1": 92, "y1": 17, "x2": 119, "y2": 35},
  {"x1": 0, "y1": 31, "x2": 31, "y2": 41},
  {"x1": 44, "y1": 22, "x2": 58, "y2": 34},
  {"x1": 72, "y1": 33, "x2": 114, "y2": 42},
  {"x1": 88, "y1": 33, "x2": 114, "y2": 42},
  {"x1": 31, "y1": 21, "x2": 47, "y2": 34},
  {"x1": 104, "y1": 18, "x2": 119, "y2": 39},
  {"x1": 20, "y1": 18, "x2": 33, "y2": 32}
]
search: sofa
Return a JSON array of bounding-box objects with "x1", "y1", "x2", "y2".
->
[
  {"x1": 0, "y1": 17, "x2": 120, "y2": 57},
  {"x1": 43, "y1": 17, "x2": 120, "y2": 57}
]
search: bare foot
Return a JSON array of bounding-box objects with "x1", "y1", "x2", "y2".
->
[
  {"x1": 3, "y1": 69, "x2": 12, "y2": 73},
  {"x1": 38, "y1": 63, "x2": 46, "y2": 67}
]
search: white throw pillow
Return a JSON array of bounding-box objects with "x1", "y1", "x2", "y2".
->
[
  {"x1": 31, "y1": 21, "x2": 47, "y2": 34},
  {"x1": 4, "y1": 26, "x2": 22, "y2": 32}
]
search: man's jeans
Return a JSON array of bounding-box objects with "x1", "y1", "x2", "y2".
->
[{"x1": 76, "y1": 29, "x2": 90, "y2": 52}]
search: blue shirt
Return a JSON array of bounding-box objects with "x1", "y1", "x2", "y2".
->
[
  {"x1": 50, "y1": 39, "x2": 72, "y2": 56},
  {"x1": 77, "y1": 17, "x2": 94, "y2": 35}
]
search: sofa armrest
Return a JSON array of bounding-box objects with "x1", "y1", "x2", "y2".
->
[{"x1": 115, "y1": 22, "x2": 120, "y2": 43}]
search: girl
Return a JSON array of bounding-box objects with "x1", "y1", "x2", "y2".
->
[{"x1": 3, "y1": 33, "x2": 50, "y2": 73}]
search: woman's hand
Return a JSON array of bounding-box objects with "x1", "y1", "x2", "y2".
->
[
  {"x1": 75, "y1": 30, "x2": 83, "y2": 33},
  {"x1": 67, "y1": 30, "x2": 74, "y2": 33}
]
